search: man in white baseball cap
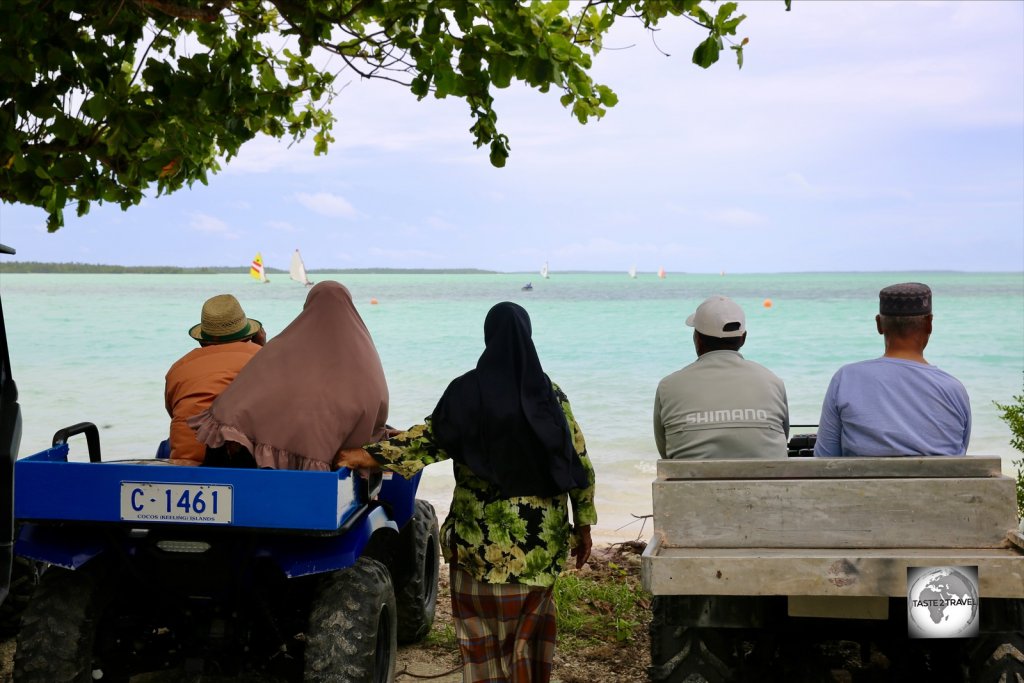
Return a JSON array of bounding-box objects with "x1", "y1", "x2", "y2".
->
[{"x1": 653, "y1": 295, "x2": 790, "y2": 460}]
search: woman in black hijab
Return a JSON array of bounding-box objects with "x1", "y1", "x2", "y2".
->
[{"x1": 338, "y1": 301, "x2": 597, "y2": 683}]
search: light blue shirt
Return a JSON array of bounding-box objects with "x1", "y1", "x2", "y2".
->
[{"x1": 814, "y1": 357, "x2": 971, "y2": 457}]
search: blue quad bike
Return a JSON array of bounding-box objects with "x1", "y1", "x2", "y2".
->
[{"x1": 11, "y1": 427, "x2": 440, "y2": 682}]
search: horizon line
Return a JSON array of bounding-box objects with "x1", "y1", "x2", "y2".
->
[{"x1": 1, "y1": 261, "x2": 1022, "y2": 277}]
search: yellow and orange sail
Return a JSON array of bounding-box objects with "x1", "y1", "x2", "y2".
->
[{"x1": 250, "y1": 252, "x2": 269, "y2": 283}]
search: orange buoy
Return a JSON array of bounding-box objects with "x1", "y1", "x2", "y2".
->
[
  {"x1": 370, "y1": 298, "x2": 379, "y2": 305},
  {"x1": 763, "y1": 299, "x2": 773, "y2": 308}
]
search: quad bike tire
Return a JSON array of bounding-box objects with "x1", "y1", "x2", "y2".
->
[
  {"x1": 967, "y1": 631, "x2": 1024, "y2": 683},
  {"x1": 13, "y1": 562, "x2": 109, "y2": 682},
  {"x1": 0, "y1": 554, "x2": 41, "y2": 636},
  {"x1": 649, "y1": 596, "x2": 739, "y2": 683},
  {"x1": 395, "y1": 499, "x2": 440, "y2": 644},
  {"x1": 305, "y1": 556, "x2": 398, "y2": 683}
]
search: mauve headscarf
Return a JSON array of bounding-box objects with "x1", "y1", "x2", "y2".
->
[
  {"x1": 189, "y1": 281, "x2": 389, "y2": 470},
  {"x1": 429, "y1": 302, "x2": 589, "y2": 497}
]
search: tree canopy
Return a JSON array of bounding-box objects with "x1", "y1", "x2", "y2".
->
[{"x1": 0, "y1": 0, "x2": 786, "y2": 232}]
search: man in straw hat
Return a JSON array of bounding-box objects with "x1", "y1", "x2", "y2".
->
[
  {"x1": 164, "y1": 294, "x2": 266, "y2": 463},
  {"x1": 814, "y1": 282, "x2": 971, "y2": 456},
  {"x1": 654, "y1": 295, "x2": 790, "y2": 460}
]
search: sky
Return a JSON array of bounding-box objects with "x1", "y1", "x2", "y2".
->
[{"x1": 1, "y1": 0, "x2": 1022, "y2": 274}]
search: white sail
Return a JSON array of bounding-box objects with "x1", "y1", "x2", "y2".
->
[
  {"x1": 628, "y1": 264, "x2": 637, "y2": 279},
  {"x1": 290, "y1": 249, "x2": 312, "y2": 286},
  {"x1": 540, "y1": 261, "x2": 549, "y2": 279}
]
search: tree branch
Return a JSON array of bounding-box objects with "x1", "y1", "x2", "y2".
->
[{"x1": 132, "y1": 0, "x2": 228, "y2": 22}]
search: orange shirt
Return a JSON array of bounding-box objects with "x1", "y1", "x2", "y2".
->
[{"x1": 164, "y1": 342, "x2": 261, "y2": 462}]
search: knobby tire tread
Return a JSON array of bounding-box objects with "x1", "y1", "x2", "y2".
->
[
  {"x1": 0, "y1": 555, "x2": 40, "y2": 637},
  {"x1": 395, "y1": 499, "x2": 440, "y2": 644},
  {"x1": 13, "y1": 563, "x2": 106, "y2": 682},
  {"x1": 304, "y1": 556, "x2": 397, "y2": 683},
  {"x1": 649, "y1": 597, "x2": 737, "y2": 683},
  {"x1": 968, "y1": 631, "x2": 1024, "y2": 683}
]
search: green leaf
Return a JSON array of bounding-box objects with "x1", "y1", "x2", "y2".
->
[
  {"x1": 721, "y1": 14, "x2": 747, "y2": 34},
  {"x1": 595, "y1": 84, "x2": 618, "y2": 107},
  {"x1": 84, "y1": 94, "x2": 112, "y2": 120},
  {"x1": 410, "y1": 75, "x2": 430, "y2": 98},
  {"x1": 730, "y1": 44, "x2": 744, "y2": 69},
  {"x1": 692, "y1": 35, "x2": 721, "y2": 68},
  {"x1": 489, "y1": 136, "x2": 509, "y2": 168},
  {"x1": 715, "y1": 2, "x2": 738, "y2": 25},
  {"x1": 489, "y1": 53, "x2": 514, "y2": 88}
]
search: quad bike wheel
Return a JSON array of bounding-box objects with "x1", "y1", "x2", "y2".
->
[
  {"x1": 305, "y1": 556, "x2": 398, "y2": 683},
  {"x1": 395, "y1": 499, "x2": 440, "y2": 644},
  {"x1": 14, "y1": 562, "x2": 109, "y2": 682}
]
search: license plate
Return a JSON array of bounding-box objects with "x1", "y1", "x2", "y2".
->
[{"x1": 120, "y1": 482, "x2": 233, "y2": 524}]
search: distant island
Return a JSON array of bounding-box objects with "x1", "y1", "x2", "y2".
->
[{"x1": 0, "y1": 261, "x2": 497, "y2": 275}]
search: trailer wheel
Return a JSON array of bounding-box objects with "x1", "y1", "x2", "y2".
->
[
  {"x1": 649, "y1": 597, "x2": 738, "y2": 683},
  {"x1": 0, "y1": 554, "x2": 41, "y2": 636},
  {"x1": 967, "y1": 631, "x2": 1024, "y2": 683},
  {"x1": 395, "y1": 499, "x2": 440, "y2": 644},
  {"x1": 305, "y1": 556, "x2": 397, "y2": 683},
  {"x1": 13, "y1": 563, "x2": 108, "y2": 682}
]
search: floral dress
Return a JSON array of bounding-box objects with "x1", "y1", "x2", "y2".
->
[{"x1": 364, "y1": 384, "x2": 597, "y2": 588}]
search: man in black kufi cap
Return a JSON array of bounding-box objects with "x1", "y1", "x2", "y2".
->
[{"x1": 814, "y1": 283, "x2": 971, "y2": 456}]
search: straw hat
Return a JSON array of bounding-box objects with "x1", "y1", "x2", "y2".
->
[{"x1": 188, "y1": 294, "x2": 262, "y2": 343}]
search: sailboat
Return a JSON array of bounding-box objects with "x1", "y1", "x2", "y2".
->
[
  {"x1": 540, "y1": 261, "x2": 549, "y2": 279},
  {"x1": 658, "y1": 266, "x2": 666, "y2": 279},
  {"x1": 290, "y1": 249, "x2": 313, "y2": 286},
  {"x1": 250, "y1": 252, "x2": 269, "y2": 283},
  {"x1": 628, "y1": 264, "x2": 637, "y2": 279}
]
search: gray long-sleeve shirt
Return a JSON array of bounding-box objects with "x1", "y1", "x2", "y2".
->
[{"x1": 654, "y1": 350, "x2": 790, "y2": 459}]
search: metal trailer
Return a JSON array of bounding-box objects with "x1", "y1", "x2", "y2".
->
[{"x1": 642, "y1": 455, "x2": 1024, "y2": 682}]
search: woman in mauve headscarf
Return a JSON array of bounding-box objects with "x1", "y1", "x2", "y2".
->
[
  {"x1": 337, "y1": 301, "x2": 597, "y2": 683},
  {"x1": 189, "y1": 280, "x2": 389, "y2": 470}
]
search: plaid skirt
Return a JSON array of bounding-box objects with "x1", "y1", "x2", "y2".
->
[{"x1": 450, "y1": 566, "x2": 558, "y2": 683}]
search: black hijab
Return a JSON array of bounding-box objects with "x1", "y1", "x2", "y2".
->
[{"x1": 430, "y1": 302, "x2": 589, "y2": 498}]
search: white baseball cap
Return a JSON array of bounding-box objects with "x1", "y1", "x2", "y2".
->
[{"x1": 686, "y1": 295, "x2": 746, "y2": 338}]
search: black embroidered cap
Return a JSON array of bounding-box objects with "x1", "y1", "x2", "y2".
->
[{"x1": 879, "y1": 282, "x2": 932, "y2": 317}]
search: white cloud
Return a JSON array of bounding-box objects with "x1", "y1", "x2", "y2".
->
[
  {"x1": 367, "y1": 247, "x2": 445, "y2": 263},
  {"x1": 295, "y1": 192, "x2": 358, "y2": 218},
  {"x1": 783, "y1": 172, "x2": 814, "y2": 194},
  {"x1": 704, "y1": 208, "x2": 768, "y2": 228},
  {"x1": 266, "y1": 220, "x2": 298, "y2": 232},
  {"x1": 544, "y1": 237, "x2": 688, "y2": 261},
  {"x1": 188, "y1": 212, "x2": 239, "y2": 239},
  {"x1": 426, "y1": 215, "x2": 457, "y2": 231},
  {"x1": 772, "y1": 173, "x2": 914, "y2": 202}
]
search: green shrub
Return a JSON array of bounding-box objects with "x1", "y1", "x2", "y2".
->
[
  {"x1": 555, "y1": 560, "x2": 650, "y2": 645},
  {"x1": 994, "y1": 390, "x2": 1024, "y2": 520}
]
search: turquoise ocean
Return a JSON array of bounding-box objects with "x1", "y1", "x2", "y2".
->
[{"x1": 2, "y1": 271, "x2": 1022, "y2": 542}]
